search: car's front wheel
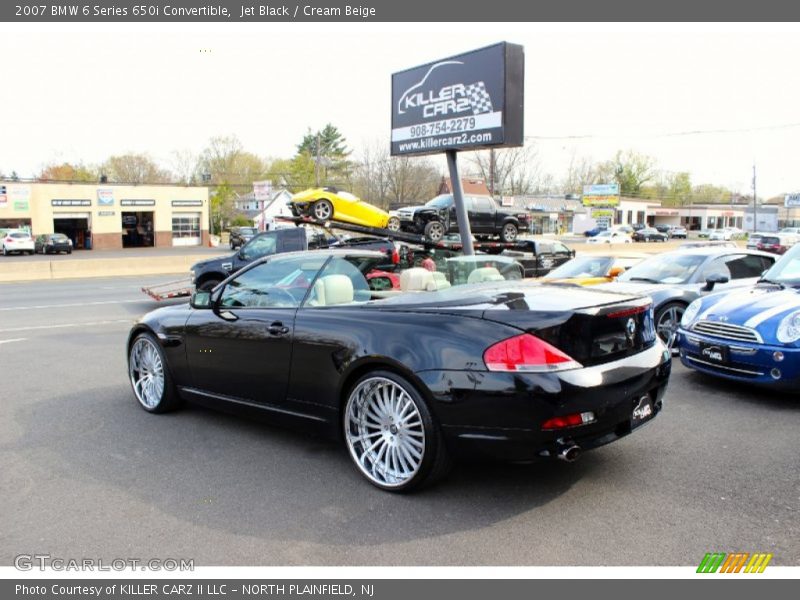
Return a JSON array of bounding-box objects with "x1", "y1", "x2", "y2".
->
[
  {"x1": 311, "y1": 199, "x2": 334, "y2": 222},
  {"x1": 197, "y1": 278, "x2": 221, "y2": 292},
  {"x1": 655, "y1": 302, "x2": 686, "y2": 346},
  {"x1": 343, "y1": 370, "x2": 452, "y2": 492},
  {"x1": 128, "y1": 332, "x2": 182, "y2": 413},
  {"x1": 387, "y1": 216, "x2": 401, "y2": 232}
]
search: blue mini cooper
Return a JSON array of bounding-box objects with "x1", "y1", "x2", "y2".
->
[{"x1": 677, "y1": 243, "x2": 800, "y2": 391}]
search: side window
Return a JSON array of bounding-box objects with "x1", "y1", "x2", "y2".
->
[
  {"x1": 473, "y1": 197, "x2": 493, "y2": 213},
  {"x1": 218, "y1": 256, "x2": 325, "y2": 309},
  {"x1": 701, "y1": 254, "x2": 765, "y2": 281},
  {"x1": 554, "y1": 242, "x2": 571, "y2": 254},
  {"x1": 240, "y1": 234, "x2": 277, "y2": 260},
  {"x1": 759, "y1": 255, "x2": 776, "y2": 272},
  {"x1": 725, "y1": 254, "x2": 771, "y2": 279},
  {"x1": 304, "y1": 257, "x2": 371, "y2": 307}
]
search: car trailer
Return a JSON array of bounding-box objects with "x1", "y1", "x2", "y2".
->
[
  {"x1": 141, "y1": 277, "x2": 194, "y2": 301},
  {"x1": 141, "y1": 216, "x2": 539, "y2": 301}
]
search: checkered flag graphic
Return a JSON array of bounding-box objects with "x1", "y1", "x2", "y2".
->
[{"x1": 465, "y1": 81, "x2": 493, "y2": 115}]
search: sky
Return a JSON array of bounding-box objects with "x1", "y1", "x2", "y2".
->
[{"x1": 1, "y1": 22, "x2": 799, "y2": 198}]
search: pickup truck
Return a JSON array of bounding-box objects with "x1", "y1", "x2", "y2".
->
[
  {"x1": 395, "y1": 194, "x2": 529, "y2": 243},
  {"x1": 190, "y1": 226, "x2": 398, "y2": 291}
]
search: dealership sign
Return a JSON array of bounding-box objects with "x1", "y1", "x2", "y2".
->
[
  {"x1": 582, "y1": 183, "x2": 620, "y2": 207},
  {"x1": 97, "y1": 188, "x2": 114, "y2": 206},
  {"x1": 390, "y1": 42, "x2": 524, "y2": 156},
  {"x1": 785, "y1": 193, "x2": 800, "y2": 208}
]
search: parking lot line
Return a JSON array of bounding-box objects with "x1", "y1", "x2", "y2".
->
[
  {"x1": 0, "y1": 319, "x2": 133, "y2": 333},
  {"x1": 0, "y1": 299, "x2": 141, "y2": 312}
]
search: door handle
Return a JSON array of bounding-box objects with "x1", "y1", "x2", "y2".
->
[{"x1": 267, "y1": 322, "x2": 290, "y2": 336}]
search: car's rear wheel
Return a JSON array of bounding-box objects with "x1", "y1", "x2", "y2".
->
[
  {"x1": 500, "y1": 222, "x2": 518, "y2": 243},
  {"x1": 423, "y1": 220, "x2": 445, "y2": 242},
  {"x1": 655, "y1": 302, "x2": 686, "y2": 346},
  {"x1": 344, "y1": 370, "x2": 451, "y2": 492},
  {"x1": 128, "y1": 333, "x2": 181, "y2": 413},
  {"x1": 311, "y1": 199, "x2": 334, "y2": 222}
]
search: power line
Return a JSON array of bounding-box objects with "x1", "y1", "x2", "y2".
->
[{"x1": 525, "y1": 121, "x2": 800, "y2": 141}]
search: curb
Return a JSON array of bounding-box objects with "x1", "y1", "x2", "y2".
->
[{"x1": 0, "y1": 255, "x2": 205, "y2": 283}]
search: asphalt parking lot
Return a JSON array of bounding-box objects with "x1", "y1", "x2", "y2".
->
[{"x1": 1, "y1": 274, "x2": 798, "y2": 566}]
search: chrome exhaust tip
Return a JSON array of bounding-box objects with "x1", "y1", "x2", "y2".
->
[{"x1": 557, "y1": 445, "x2": 581, "y2": 462}]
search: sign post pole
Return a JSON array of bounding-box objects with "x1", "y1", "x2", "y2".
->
[{"x1": 446, "y1": 150, "x2": 475, "y2": 256}]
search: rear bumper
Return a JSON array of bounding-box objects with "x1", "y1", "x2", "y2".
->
[
  {"x1": 677, "y1": 329, "x2": 800, "y2": 391},
  {"x1": 418, "y1": 341, "x2": 672, "y2": 461}
]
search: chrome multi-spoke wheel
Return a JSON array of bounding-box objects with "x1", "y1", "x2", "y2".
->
[
  {"x1": 312, "y1": 200, "x2": 333, "y2": 222},
  {"x1": 345, "y1": 375, "x2": 427, "y2": 489},
  {"x1": 128, "y1": 333, "x2": 180, "y2": 413}
]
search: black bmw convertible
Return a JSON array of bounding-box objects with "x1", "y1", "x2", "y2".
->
[{"x1": 127, "y1": 249, "x2": 671, "y2": 491}]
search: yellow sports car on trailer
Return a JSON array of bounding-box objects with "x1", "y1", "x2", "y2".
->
[{"x1": 289, "y1": 187, "x2": 390, "y2": 228}]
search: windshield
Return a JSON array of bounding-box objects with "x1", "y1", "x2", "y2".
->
[
  {"x1": 617, "y1": 252, "x2": 706, "y2": 284},
  {"x1": 545, "y1": 256, "x2": 614, "y2": 279},
  {"x1": 425, "y1": 195, "x2": 453, "y2": 209},
  {"x1": 762, "y1": 244, "x2": 800, "y2": 285},
  {"x1": 238, "y1": 227, "x2": 258, "y2": 236},
  {"x1": 595, "y1": 231, "x2": 612, "y2": 238}
]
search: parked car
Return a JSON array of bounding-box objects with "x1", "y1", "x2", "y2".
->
[
  {"x1": 595, "y1": 247, "x2": 776, "y2": 345},
  {"x1": 678, "y1": 243, "x2": 800, "y2": 391},
  {"x1": 496, "y1": 239, "x2": 575, "y2": 278},
  {"x1": 2, "y1": 230, "x2": 34, "y2": 255},
  {"x1": 613, "y1": 225, "x2": 635, "y2": 234},
  {"x1": 746, "y1": 233, "x2": 766, "y2": 250},
  {"x1": 632, "y1": 227, "x2": 668, "y2": 243},
  {"x1": 583, "y1": 227, "x2": 607, "y2": 237},
  {"x1": 34, "y1": 233, "x2": 73, "y2": 254},
  {"x1": 289, "y1": 187, "x2": 391, "y2": 229},
  {"x1": 396, "y1": 194, "x2": 529, "y2": 243},
  {"x1": 190, "y1": 225, "x2": 399, "y2": 291},
  {"x1": 669, "y1": 225, "x2": 688, "y2": 239},
  {"x1": 779, "y1": 227, "x2": 800, "y2": 236},
  {"x1": 586, "y1": 230, "x2": 632, "y2": 245},
  {"x1": 539, "y1": 253, "x2": 646, "y2": 286},
  {"x1": 631, "y1": 223, "x2": 647, "y2": 231},
  {"x1": 710, "y1": 227, "x2": 743, "y2": 241},
  {"x1": 654, "y1": 224, "x2": 673, "y2": 236},
  {"x1": 229, "y1": 226, "x2": 258, "y2": 250},
  {"x1": 756, "y1": 234, "x2": 793, "y2": 255},
  {"x1": 127, "y1": 249, "x2": 670, "y2": 491},
  {"x1": 698, "y1": 228, "x2": 712, "y2": 239}
]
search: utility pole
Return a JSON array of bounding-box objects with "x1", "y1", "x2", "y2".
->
[
  {"x1": 315, "y1": 133, "x2": 321, "y2": 187},
  {"x1": 752, "y1": 164, "x2": 757, "y2": 233},
  {"x1": 489, "y1": 149, "x2": 495, "y2": 198}
]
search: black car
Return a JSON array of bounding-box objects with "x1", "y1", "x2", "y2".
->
[
  {"x1": 395, "y1": 194, "x2": 529, "y2": 243},
  {"x1": 191, "y1": 226, "x2": 400, "y2": 291},
  {"x1": 497, "y1": 239, "x2": 575, "y2": 277},
  {"x1": 127, "y1": 250, "x2": 671, "y2": 492},
  {"x1": 632, "y1": 227, "x2": 668, "y2": 243},
  {"x1": 35, "y1": 233, "x2": 73, "y2": 254},
  {"x1": 229, "y1": 226, "x2": 258, "y2": 250}
]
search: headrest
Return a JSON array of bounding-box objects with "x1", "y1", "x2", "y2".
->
[
  {"x1": 467, "y1": 267, "x2": 505, "y2": 284},
  {"x1": 312, "y1": 274, "x2": 354, "y2": 306},
  {"x1": 400, "y1": 267, "x2": 434, "y2": 292}
]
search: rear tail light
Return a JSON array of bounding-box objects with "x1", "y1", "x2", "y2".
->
[
  {"x1": 541, "y1": 412, "x2": 596, "y2": 431},
  {"x1": 483, "y1": 333, "x2": 582, "y2": 373},
  {"x1": 391, "y1": 247, "x2": 399, "y2": 265},
  {"x1": 606, "y1": 304, "x2": 649, "y2": 319}
]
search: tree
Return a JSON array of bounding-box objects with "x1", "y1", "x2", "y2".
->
[
  {"x1": 209, "y1": 183, "x2": 236, "y2": 235},
  {"x1": 561, "y1": 152, "x2": 601, "y2": 195},
  {"x1": 38, "y1": 162, "x2": 97, "y2": 182},
  {"x1": 170, "y1": 149, "x2": 199, "y2": 185},
  {"x1": 296, "y1": 124, "x2": 352, "y2": 184},
  {"x1": 100, "y1": 153, "x2": 172, "y2": 184},
  {"x1": 468, "y1": 145, "x2": 553, "y2": 196},
  {"x1": 597, "y1": 150, "x2": 656, "y2": 196},
  {"x1": 665, "y1": 172, "x2": 692, "y2": 206}
]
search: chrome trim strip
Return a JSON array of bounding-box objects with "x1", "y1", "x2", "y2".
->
[
  {"x1": 684, "y1": 355, "x2": 764, "y2": 376},
  {"x1": 180, "y1": 387, "x2": 328, "y2": 422}
]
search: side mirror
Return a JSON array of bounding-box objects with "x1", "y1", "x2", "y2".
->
[
  {"x1": 608, "y1": 266, "x2": 625, "y2": 278},
  {"x1": 237, "y1": 249, "x2": 246, "y2": 260},
  {"x1": 190, "y1": 291, "x2": 213, "y2": 309},
  {"x1": 704, "y1": 273, "x2": 729, "y2": 291}
]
